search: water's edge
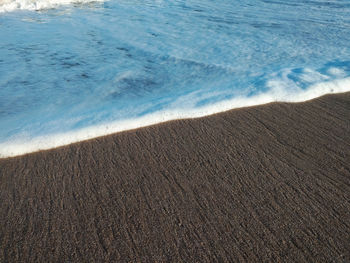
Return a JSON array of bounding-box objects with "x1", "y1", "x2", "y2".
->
[{"x1": 1, "y1": 77, "x2": 349, "y2": 159}]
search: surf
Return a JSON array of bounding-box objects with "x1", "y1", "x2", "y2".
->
[
  {"x1": 1, "y1": 76, "x2": 349, "y2": 158},
  {"x1": 1, "y1": 0, "x2": 350, "y2": 158}
]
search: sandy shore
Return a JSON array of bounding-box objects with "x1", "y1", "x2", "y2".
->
[{"x1": 1, "y1": 92, "x2": 350, "y2": 262}]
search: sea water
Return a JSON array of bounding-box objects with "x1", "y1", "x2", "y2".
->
[{"x1": 0, "y1": 0, "x2": 350, "y2": 157}]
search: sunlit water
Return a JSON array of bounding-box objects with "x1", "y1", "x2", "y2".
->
[{"x1": 1, "y1": 0, "x2": 350, "y2": 157}]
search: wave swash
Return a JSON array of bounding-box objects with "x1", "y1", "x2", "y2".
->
[{"x1": 1, "y1": 0, "x2": 350, "y2": 158}]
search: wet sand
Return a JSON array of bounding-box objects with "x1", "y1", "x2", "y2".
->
[{"x1": 1, "y1": 92, "x2": 350, "y2": 262}]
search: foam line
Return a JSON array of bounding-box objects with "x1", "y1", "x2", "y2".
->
[
  {"x1": 1, "y1": 77, "x2": 349, "y2": 158},
  {"x1": 0, "y1": 0, "x2": 104, "y2": 13}
]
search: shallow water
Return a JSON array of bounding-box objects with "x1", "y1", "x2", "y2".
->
[{"x1": 1, "y1": 0, "x2": 350, "y2": 157}]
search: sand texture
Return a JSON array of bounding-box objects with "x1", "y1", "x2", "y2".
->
[{"x1": 1, "y1": 93, "x2": 350, "y2": 262}]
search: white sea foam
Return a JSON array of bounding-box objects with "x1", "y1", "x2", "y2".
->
[
  {"x1": 1, "y1": 77, "x2": 349, "y2": 158},
  {"x1": 328, "y1": 67, "x2": 347, "y2": 77},
  {"x1": 0, "y1": 0, "x2": 103, "y2": 12},
  {"x1": 300, "y1": 68, "x2": 329, "y2": 83}
]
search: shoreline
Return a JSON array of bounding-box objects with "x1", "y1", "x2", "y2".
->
[
  {"x1": 1, "y1": 92, "x2": 350, "y2": 261},
  {"x1": 1, "y1": 82, "x2": 350, "y2": 159}
]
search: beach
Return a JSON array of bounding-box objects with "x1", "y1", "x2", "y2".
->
[{"x1": 1, "y1": 92, "x2": 350, "y2": 262}]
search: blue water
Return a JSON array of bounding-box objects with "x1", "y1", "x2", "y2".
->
[{"x1": 1, "y1": 0, "x2": 350, "y2": 157}]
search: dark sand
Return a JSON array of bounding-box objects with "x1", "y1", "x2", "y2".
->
[{"x1": 1, "y1": 92, "x2": 350, "y2": 262}]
